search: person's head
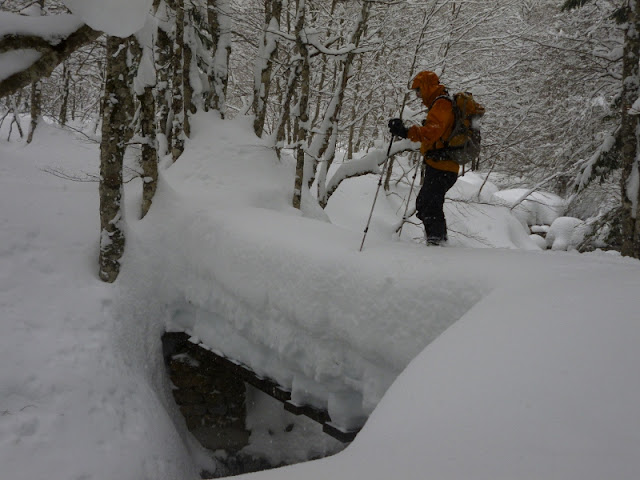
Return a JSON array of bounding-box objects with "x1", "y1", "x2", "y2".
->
[{"x1": 411, "y1": 71, "x2": 445, "y2": 107}]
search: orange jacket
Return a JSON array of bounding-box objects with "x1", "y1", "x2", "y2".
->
[{"x1": 406, "y1": 71, "x2": 459, "y2": 174}]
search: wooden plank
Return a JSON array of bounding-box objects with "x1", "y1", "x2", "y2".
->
[
  {"x1": 323, "y1": 423, "x2": 359, "y2": 443},
  {"x1": 164, "y1": 332, "x2": 362, "y2": 442}
]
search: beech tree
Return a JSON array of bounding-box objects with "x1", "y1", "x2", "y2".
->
[{"x1": 98, "y1": 36, "x2": 135, "y2": 283}]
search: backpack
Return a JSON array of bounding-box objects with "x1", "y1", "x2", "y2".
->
[{"x1": 432, "y1": 92, "x2": 485, "y2": 165}]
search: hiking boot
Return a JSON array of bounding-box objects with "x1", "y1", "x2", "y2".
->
[{"x1": 426, "y1": 236, "x2": 442, "y2": 246}]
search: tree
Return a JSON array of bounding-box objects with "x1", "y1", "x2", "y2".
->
[
  {"x1": 616, "y1": 1, "x2": 640, "y2": 257},
  {"x1": 98, "y1": 36, "x2": 135, "y2": 283},
  {"x1": 206, "y1": 0, "x2": 233, "y2": 115},
  {"x1": 252, "y1": 0, "x2": 283, "y2": 137},
  {"x1": 290, "y1": 0, "x2": 311, "y2": 210},
  {"x1": 26, "y1": 0, "x2": 46, "y2": 144},
  {"x1": 563, "y1": 0, "x2": 640, "y2": 258}
]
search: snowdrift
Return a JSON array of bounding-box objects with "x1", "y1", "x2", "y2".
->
[
  {"x1": 3, "y1": 114, "x2": 639, "y2": 480},
  {"x1": 116, "y1": 113, "x2": 631, "y2": 430}
]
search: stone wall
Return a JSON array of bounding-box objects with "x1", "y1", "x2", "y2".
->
[{"x1": 162, "y1": 332, "x2": 250, "y2": 453}]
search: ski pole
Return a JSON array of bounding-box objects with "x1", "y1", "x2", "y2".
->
[
  {"x1": 359, "y1": 136, "x2": 395, "y2": 252},
  {"x1": 397, "y1": 156, "x2": 421, "y2": 237}
]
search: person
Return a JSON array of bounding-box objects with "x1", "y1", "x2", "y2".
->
[{"x1": 388, "y1": 70, "x2": 458, "y2": 245}]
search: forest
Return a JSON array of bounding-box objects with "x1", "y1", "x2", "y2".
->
[{"x1": 2, "y1": 0, "x2": 639, "y2": 282}]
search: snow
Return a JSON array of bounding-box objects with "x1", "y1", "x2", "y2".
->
[
  {"x1": 133, "y1": 15, "x2": 158, "y2": 93},
  {"x1": 0, "y1": 121, "x2": 198, "y2": 480},
  {"x1": 492, "y1": 188, "x2": 566, "y2": 227},
  {"x1": 0, "y1": 12, "x2": 82, "y2": 40},
  {"x1": 546, "y1": 216, "x2": 588, "y2": 251},
  {"x1": 232, "y1": 271, "x2": 640, "y2": 480},
  {"x1": 63, "y1": 0, "x2": 153, "y2": 37},
  {"x1": 0, "y1": 12, "x2": 84, "y2": 82},
  {"x1": 0, "y1": 49, "x2": 42, "y2": 82},
  {"x1": 1, "y1": 113, "x2": 640, "y2": 480}
]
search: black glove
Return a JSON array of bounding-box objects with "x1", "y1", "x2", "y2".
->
[{"x1": 388, "y1": 118, "x2": 409, "y2": 139}]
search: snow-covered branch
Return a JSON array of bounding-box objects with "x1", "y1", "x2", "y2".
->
[
  {"x1": 0, "y1": 15, "x2": 101, "y2": 99},
  {"x1": 321, "y1": 139, "x2": 417, "y2": 208}
]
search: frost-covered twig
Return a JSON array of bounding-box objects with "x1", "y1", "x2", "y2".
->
[{"x1": 508, "y1": 172, "x2": 564, "y2": 211}]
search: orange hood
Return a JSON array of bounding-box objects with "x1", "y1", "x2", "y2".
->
[{"x1": 411, "y1": 71, "x2": 446, "y2": 107}]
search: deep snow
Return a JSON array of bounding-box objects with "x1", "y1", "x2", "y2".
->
[{"x1": 1, "y1": 113, "x2": 639, "y2": 480}]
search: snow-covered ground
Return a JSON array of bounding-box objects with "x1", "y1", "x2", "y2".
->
[{"x1": 1, "y1": 113, "x2": 639, "y2": 480}]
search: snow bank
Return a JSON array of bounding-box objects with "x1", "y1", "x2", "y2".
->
[
  {"x1": 493, "y1": 188, "x2": 566, "y2": 226},
  {"x1": 3, "y1": 114, "x2": 640, "y2": 480},
  {"x1": 0, "y1": 12, "x2": 82, "y2": 39},
  {"x1": 546, "y1": 216, "x2": 588, "y2": 251},
  {"x1": 63, "y1": 0, "x2": 153, "y2": 37},
  {"x1": 116, "y1": 113, "x2": 604, "y2": 430},
  {"x1": 447, "y1": 176, "x2": 540, "y2": 250},
  {"x1": 229, "y1": 258, "x2": 640, "y2": 480},
  {"x1": 0, "y1": 122, "x2": 199, "y2": 480}
]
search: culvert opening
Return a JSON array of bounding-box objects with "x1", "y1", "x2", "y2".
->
[{"x1": 161, "y1": 332, "x2": 353, "y2": 477}]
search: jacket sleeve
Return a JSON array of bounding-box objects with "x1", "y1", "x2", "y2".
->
[{"x1": 407, "y1": 98, "x2": 454, "y2": 151}]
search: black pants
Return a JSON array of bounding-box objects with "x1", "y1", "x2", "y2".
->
[{"x1": 416, "y1": 165, "x2": 458, "y2": 243}]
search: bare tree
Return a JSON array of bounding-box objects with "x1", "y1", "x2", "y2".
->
[
  {"x1": 98, "y1": 36, "x2": 135, "y2": 283},
  {"x1": 291, "y1": 0, "x2": 311, "y2": 209},
  {"x1": 170, "y1": 0, "x2": 187, "y2": 160},
  {"x1": 156, "y1": 0, "x2": 173, "y2": 154},
  {"x1": 312, "y1": 1, "x2": 371, "y2": 208},
  {"x1": 252, "y1": 0, "x2": 283, "y2": 137},
  {"x1": 206, "y1": 0, "x2": 233, "y2": 115},
  {"x1": 26, "y1": 0, "x2": 46, "y2": 144}
]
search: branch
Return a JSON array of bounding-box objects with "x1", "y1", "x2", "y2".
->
[
  {"x1": 0, "y1": 34, "x2": 52, "y2": 54},
  {"x1": 321, "y1": 139, "x2": 417, "y2": 207},
  {"x1": 508, "y1": 172, "x2": 565, "y2": 211},
  {"x1": 0, "y1": 24, "x2": 102, "y2": 99}
]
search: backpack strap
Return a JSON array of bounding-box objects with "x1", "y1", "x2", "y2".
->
[
  {"x1": 428, "y1": 94, "x2": 453, "y2": 111},
  {"x1": 428, "y1": 94, "x2": 455, "y2": 151}
]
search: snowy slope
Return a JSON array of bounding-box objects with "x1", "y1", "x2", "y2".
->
[
  {"x1": 230, "y1": 270, "x2": 640, "y2": 480},
  {"x1": 0, "y1": 123, "x2": 199, "y2": 480},
  {"x1": 117, "y1": 112, "x2": 638, "y2": 430},
  {"x1": 1, "y1": 114, "x2": 639, "y2": 480}
]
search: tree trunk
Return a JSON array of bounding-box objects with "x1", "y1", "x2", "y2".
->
[
  {"x1": 314, "y1": 1, "x2": 371, "y2": 208},
  {"x1": 140, "y1": 84, "x2": 158, "y2": 218},
  {"x1": 346, "y1": 57, "x2": 364, "y2": 161},
  {"x1": 252, "y1": 0, "x2": 283, "y2": 138},
  {"x1": 291, "y1": 0, "x2": 310, "y2": 210},
  {"x1": 207, "y1": 0, "x2": 232, "y2": 115},
  {"x1": 98, "y1": 36, "x2": 134, "y2": 283},
  {"x1": 6, "y1": 94, "x2": 24, "y2": 140},
  {"x1": 130, "y1": 35, "x2": 159, "y2": 219},
  {"x1": 59, "y1": 62, "x2": 70, "y2": 126},
  {"x1": 170, "y1": 0, "x2": 186, "y2": 160},
  {"x1": 620, "y1": 1, "x2": 640, "y2": 258},
  {"x1": 26, "y1": 0, "x2": 45, "y2": 144},
  {"x1": 183, "y1": 2, "x2": 194, "y2": 140},
  {"x1": 26, "y1": 81, "x2": 41, "y2": 144},
  {"x1": 274, "y1": 2, "x2": 304, "y2": 153},
  {"x1": 156, "y1": 1, "x2": 173, "y2": 155}
]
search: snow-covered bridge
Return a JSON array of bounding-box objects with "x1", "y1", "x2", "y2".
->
[{"x1": 112, "y1": 114, "x2": 636, "y2": 449}]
